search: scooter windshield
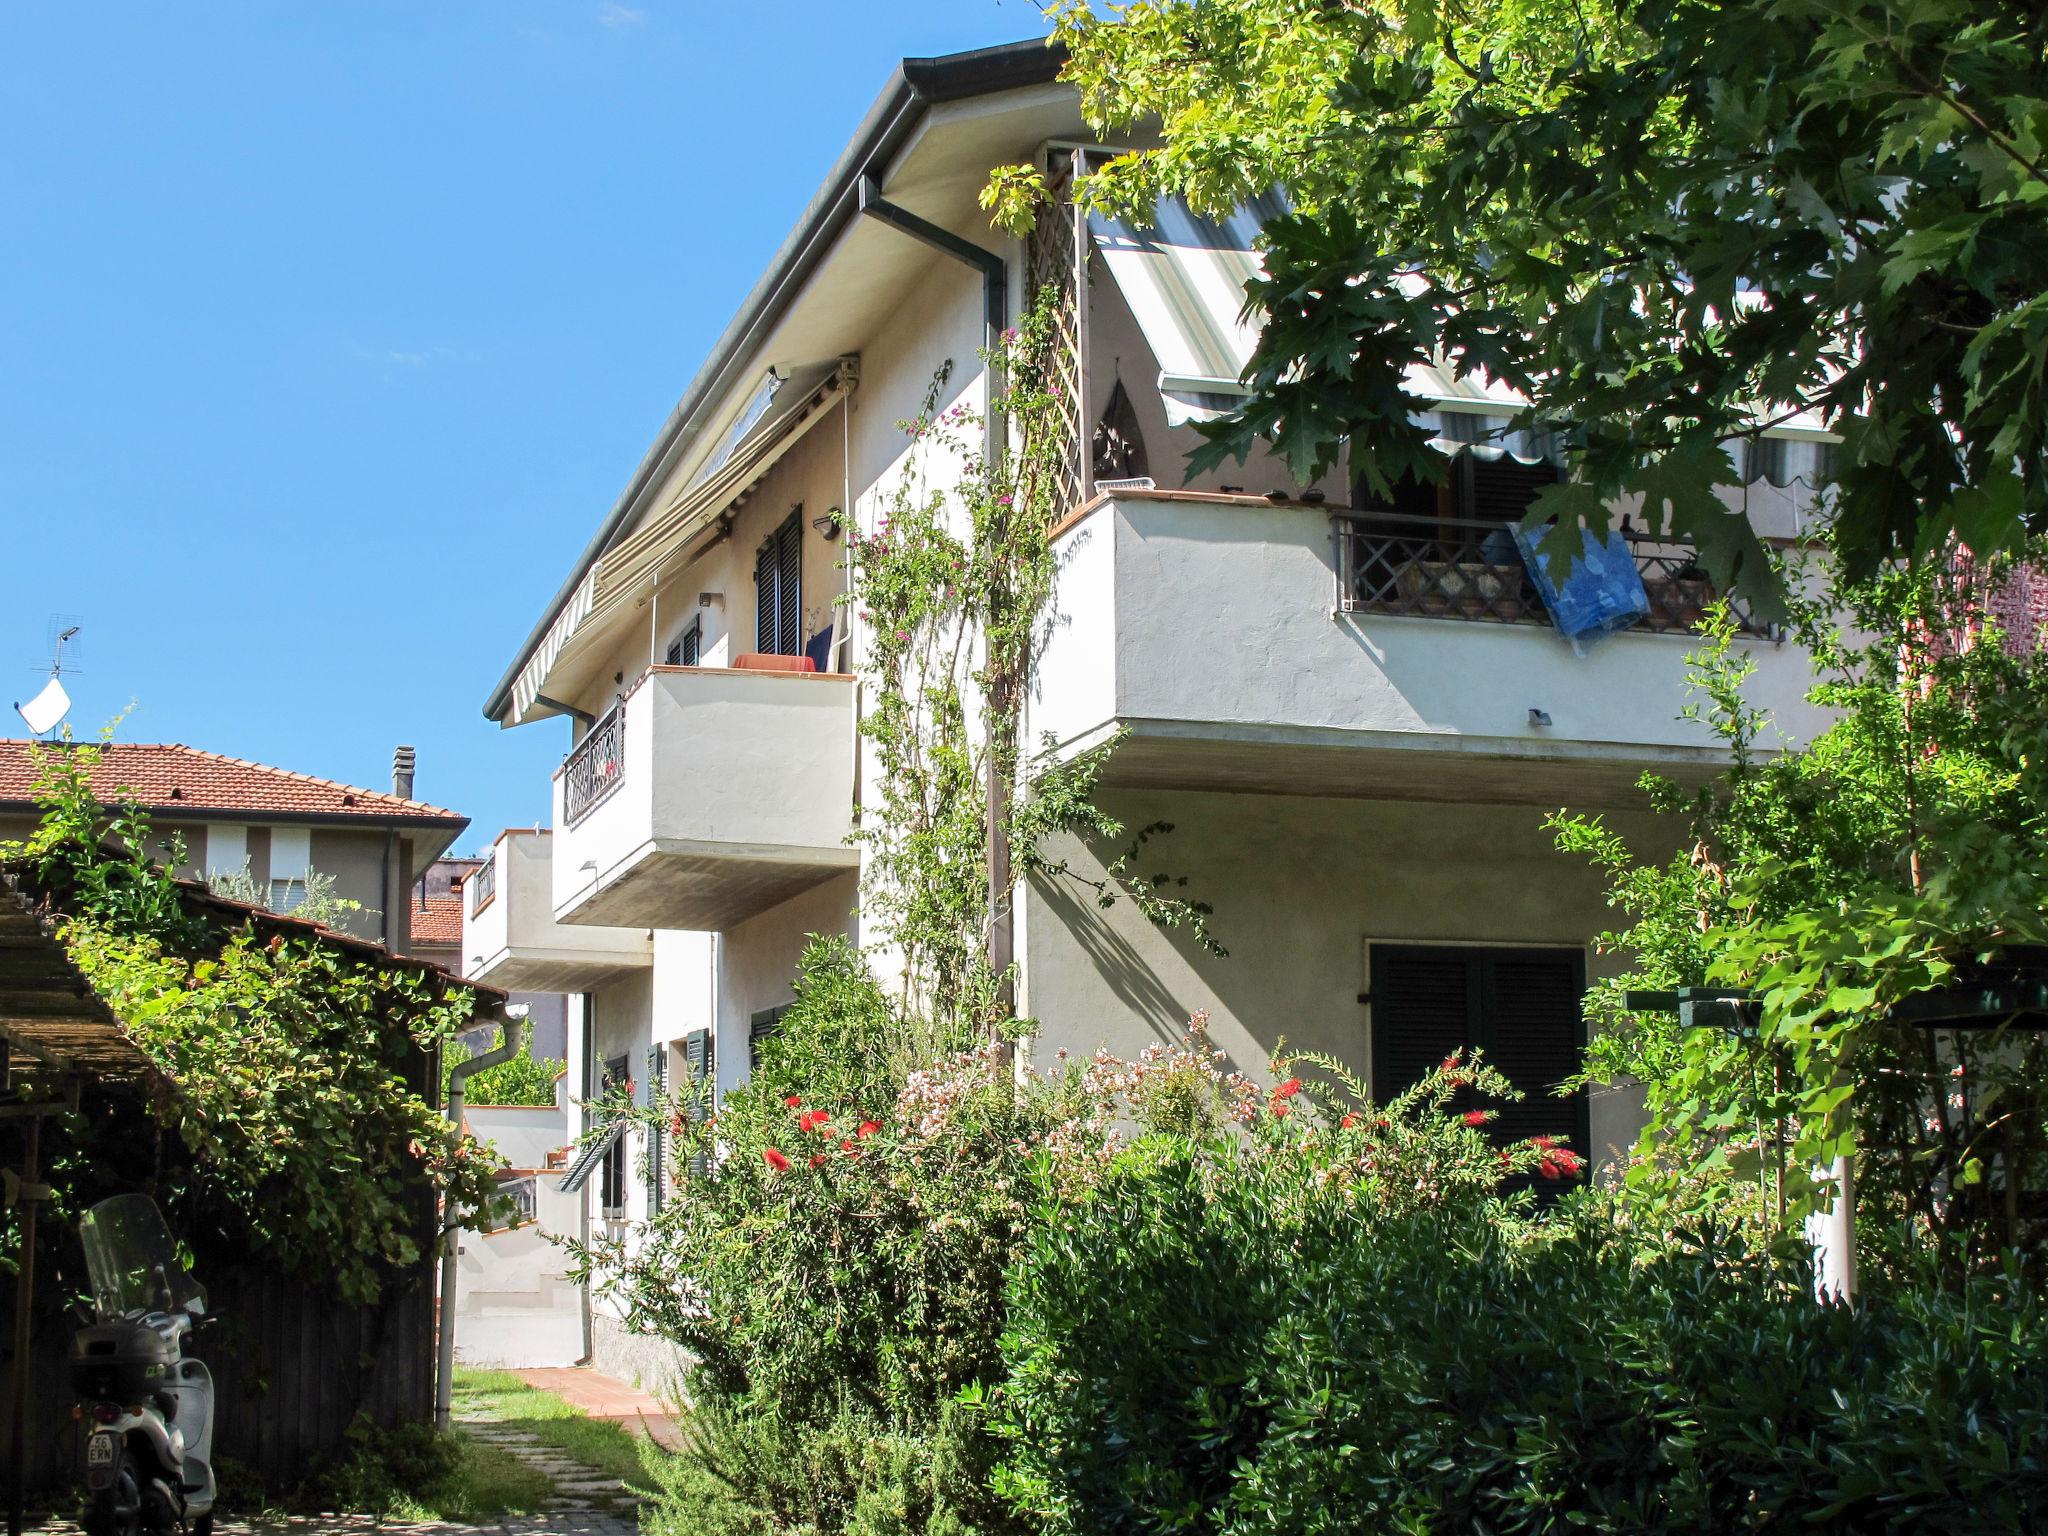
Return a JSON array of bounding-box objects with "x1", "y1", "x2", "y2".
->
[{"x1": 78, "y1": 1195, "x2": 203, "y2": 1319}]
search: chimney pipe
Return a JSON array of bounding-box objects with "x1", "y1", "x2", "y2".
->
[{"x1": 393, "y1": 744, "x2": 417, "y2": 801}]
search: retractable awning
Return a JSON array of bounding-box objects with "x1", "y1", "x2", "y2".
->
[
  {"x1": 557, "y1": 1118, "x2": 626, "y2": 1195},
  {"x1": 504, "y1": 357, "x2": 858, "y2": 726}
]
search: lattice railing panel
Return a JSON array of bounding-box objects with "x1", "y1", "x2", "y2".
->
[
  {"x1": 1334, "y1": 512, "x2": 1770, "y2": 636},
  {"x1": 1024, "y1": 152, "x2": 1086, "y2": 515}
]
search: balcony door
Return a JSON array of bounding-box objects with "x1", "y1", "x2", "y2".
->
[
  {"x1": 1368, "y1": 943, "x2": 1589, "y2": 1181},
  {"x1": 755, "y1": 510, "x2": 802, "y2": 656}
]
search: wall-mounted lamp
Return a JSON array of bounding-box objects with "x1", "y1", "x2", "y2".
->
[
  {"x1": 698, "y1": 591, "x2": 724, "y2": 609},
  {"x1": 813, "y1": 507, "x2": 843, "y2": 540},
  {"x1": 1528, "y1": 708, "x2": 1553, "y2": 728}
]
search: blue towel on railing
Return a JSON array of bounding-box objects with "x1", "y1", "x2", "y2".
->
[{"x1": 1510, "y1": 523, "x2": 1649, "y2": 656}]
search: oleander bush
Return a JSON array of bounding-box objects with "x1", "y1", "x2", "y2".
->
[{"x1": 995, "y1": 1151, "x2": 2048, "y2": 1535}]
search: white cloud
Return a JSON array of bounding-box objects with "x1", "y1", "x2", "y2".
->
[{"x1": 597, "y1": 3, "x2": 646, "y2": 26}]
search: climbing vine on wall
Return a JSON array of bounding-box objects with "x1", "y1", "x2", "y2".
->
[{"x1": 844, "y1": 287, "x2": 1220, "y2": 1035}]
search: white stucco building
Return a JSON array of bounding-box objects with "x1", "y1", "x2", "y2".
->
[{"x1": 461, "y1": 39, "x2": 1834, "y2": 1383}]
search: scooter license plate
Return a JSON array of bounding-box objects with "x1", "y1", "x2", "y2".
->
[{"x1": 86, "y1": 1431, "x2": 118, "y2": 1487}]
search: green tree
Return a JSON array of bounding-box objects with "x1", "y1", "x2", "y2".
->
[
  {"x1": 1548, "y1": 548, "x2": 2048, "y2": 1282},
  {"x1": 442, "y1": 1037, "x2": 564, "y2": 1108},
  {"x1": 995, "y1": 0, "x2": 2048, "y2": 600}
]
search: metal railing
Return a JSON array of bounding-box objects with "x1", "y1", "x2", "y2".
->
[
  {"x1": 1332, "y1": 511, "x2": 1769, "y2": 636},
  {"x1": 562, "y1": 702, "x2": 627, "y2": 826},
  {"x1": 467, "y1": 855, "x2": 497, "y2": 916}
]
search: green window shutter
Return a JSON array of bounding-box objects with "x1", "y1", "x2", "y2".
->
[
  {"x1": 748, "y1": 1005, "x2": 788, "y2": 1071},
  {"x1": 682, "y1": 1029, "x2": 715, "y2": 1180}
]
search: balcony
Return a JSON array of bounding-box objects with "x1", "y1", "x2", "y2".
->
[
  {"x1": 462, "y1": 830, "x2": 650, "y2": 992},
  {"x1": 551, "y1": 665, "x2": 858, "y2": 930},
  {"x1": 1029, "y1": 491, "x2": 1826, "y2": 809}
]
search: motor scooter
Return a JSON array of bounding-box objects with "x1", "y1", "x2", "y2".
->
[{"x1": 68, "y1": 1194, "x2": 216, "y2": 1536}]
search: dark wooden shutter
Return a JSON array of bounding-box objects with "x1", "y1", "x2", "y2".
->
[
  {"x1": 646, "y1": 1044, "x2": 668, "y2": 1213},
  {"x1": 600, "y1": 1053, "x2": 630, "y2": 1212},
  {"x1": 1370, "y1": 946, "x2": 1477, "y2": 1103},
  {"x1": 665, "y1": 621, "x2": 701, "y2": 669},
  {"x1": 683, "y1": 1028, "x2": 715, "y2": 1178},
  {"x1": 749, "y1": 1005, "x2": 787, "y2": 1071},
  {"x1": 1482, "y1": 950, "x2": 1587, "y2": 1156},
  {"x1": 1462, "y1": 455, "x2": 1559, "y2": 524},
  {"x1": 755, "y1": 512, "x2": 802, "y2": 655},
  {"x1": 1370, "y1": 945, "x2": 1589, "y2": 1179}
]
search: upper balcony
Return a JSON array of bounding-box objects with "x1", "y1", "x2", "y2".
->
[
  {"x1": 1030, "y1": 491, "x2": 1827, "y2": 809},
  {"x1": 462, "y1": 829, "x2": 651, "y2": 992},
  {"x1": 551, "y1": 664, "x2": 859, "y2": 931}
]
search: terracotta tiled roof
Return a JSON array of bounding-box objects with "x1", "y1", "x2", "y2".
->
[
  {"x1": 0, "y1": 741, "x2": 465, "y2": 823},
  {"x1": 409, "y1": 892, "x2": 464, "y2": 945}
]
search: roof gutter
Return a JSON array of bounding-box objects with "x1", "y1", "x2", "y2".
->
[{"x1": 481, "y1": 37, "x2": 1065, "y2": 724}]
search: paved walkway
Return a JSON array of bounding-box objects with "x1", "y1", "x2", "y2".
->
[{"x1": 515, "y1": 1368, "x2": 681, "y2": 1451}]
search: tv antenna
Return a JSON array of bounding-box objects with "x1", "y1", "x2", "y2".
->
[{"x1": 15, "y1": 619, "x2": 81, "y2": 737}]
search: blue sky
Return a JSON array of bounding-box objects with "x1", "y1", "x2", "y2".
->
[{"x1": 0, "y1": 1, "x2": 1046, "y2": 848}]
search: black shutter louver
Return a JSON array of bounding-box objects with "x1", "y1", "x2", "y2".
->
[
  {"x1": 776, "y1": 514, "x2": 802, "y2": 656},
  {"x1": 1370, "y1": 945, "x2": 1589, "y2": 1183},
  {"x1": 1463, "y1": 456, "x2": 1559, "y2": 524},
  {"x1": 683, "y1": 1028, "x2": 714, "y2": 1179},
  {"x1": 646, "y1": 1044, "x2": 667, "y2": 1213},
  {"x1": 755, "y1": 536, "x2": 777, "y2": 653},
  {"x1": 749, "y1": 1006, "x2": 786, "y2": 1071}
]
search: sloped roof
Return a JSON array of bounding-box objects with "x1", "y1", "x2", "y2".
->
[
  {"x1": 0, "y1": 741, "x2": 465, "y2": 824},
  {"x1": 409, "y1": 892, "x2": 463, "y2": 946}
]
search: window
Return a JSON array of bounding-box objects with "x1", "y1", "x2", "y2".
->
[
  {"x1": 665, "y1": 619, "x2": 702, "y2": 668},
  {"x1": 1361, "y1": 451, "x2": 1560, "y2": 527},
  {"x1": 749, "y1": 1005, "x2": 789, "y2": 1071},
  {"x1": 683, "y1": 1028, "x2": 715, "y2": 1179},
  {"x1": 204, "y1": 825, "x2": 248, "y2": 883},
  {"x1": 268, "y1": 826, "x2": 311, "y2": 913},
  {"x1": 1368, "y1": 944, "x2": 1589, "y2": 1182},
  {"x1": 599, "y1": 1052, "x2": 631, "y2": 1214},
  {"x1": 755, "y1": 510, "x2": 803, "y2": 656}
]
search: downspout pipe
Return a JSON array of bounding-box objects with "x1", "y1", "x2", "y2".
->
[
  {"x1": 436, "y1": 1004, "x2": 529, "y2": 1430},
  {"x1": 855, "y1": 174, "x2": 1017, "y2": 1019}
]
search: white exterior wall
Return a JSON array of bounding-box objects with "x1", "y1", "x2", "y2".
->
[
  {"x1": 1018, "y1": 788, "x2": 1669, "y2": 1172},
  {"x1": 1032, "y1": 496, "x2": 1827, "y2": 781},
  {"x1": 714, "y1": 870, "x2": 861, "y2": 1096}
]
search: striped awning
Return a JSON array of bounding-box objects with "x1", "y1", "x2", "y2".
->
[
  {"x1": 557, "y1": 1117, "x2": 625, "y2": 1195},
  {"x1": 504, "y1": 357, "x2": 857, "y2": 726},
  {"x1": 1088, "y1": 191, "x2": 1287, "y2": 426}
]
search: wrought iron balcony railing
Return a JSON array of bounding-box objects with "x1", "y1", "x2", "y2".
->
[
  {"x1": 562, "y1": 703, "x2": 627, "y2": 827},
  {"x1": 1332, "y1": 511, "x2": 1769, "y2": 636},
  {"x1": 467, "y1": 855, "x2": 497, "y2": 916}
]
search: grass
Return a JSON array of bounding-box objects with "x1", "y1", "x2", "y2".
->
[
  {"x1": 219, "y1": 1368, "x2": 668, "y2": 1522},
  {"x1": 452, "y1": 1366, "x2": 669, "y2": 1496}
]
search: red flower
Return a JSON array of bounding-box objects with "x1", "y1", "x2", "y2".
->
[
  {"x1": 763, "y1": 1147, "x2": 790, "y2": 1172},
  {"x1": 1274, "y1": 1077, "x2": 1302, "y2": 1099},
  {"x1": 1340, "y1": 1113, "x2": 1357, "y2": 1130},
  {"x1": 671, "y1": 1112, "x2": 685, "y2": 1134},
  {"x1": 1531, "y1": 1134, "x2": 1556, "y2": 1150},
  {"x1": 1440, "y1": 1051, "x2": 1463, "y2": 1073},
  {"x1": 1462, "y1": 1111, "x2": 1488, "y2": 1128},
  {"x1": 1271, "y1": 1100, "x2": 1291, "y2": 1119},
  {"x1": 809, "y1": 1153, "x2": 828, "y2": 1168},
  {"x1": 841, "y1": 1139, "x2": 855, "y2": 1152},
  {"x1": 799, "y1": 1109, "x2": 832, "y2": 1134},
  {"x1": 785, "y1": 1095, "x2": 803, "y2": 1108},
  {"x1": 857, "y1": 1120, "x2": 882, "y2": 1138}
]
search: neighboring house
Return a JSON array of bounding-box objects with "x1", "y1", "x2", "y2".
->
[
  {"x1": 411, "y1": 854, "x2": 570, "y2": 1060},
  {"x1": 464, "y1": 39, "x2": 1834, "y2": 1383},
  {"x1": 0, "y1": 741, "x2": 467, "y2": 953}
]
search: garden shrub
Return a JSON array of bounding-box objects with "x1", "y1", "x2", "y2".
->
[{"x1": 996, "y1": 1137, "x2": 2048, "y2": 1535}]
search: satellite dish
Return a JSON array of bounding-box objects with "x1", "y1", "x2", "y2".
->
[{"x1": 16, "y1": 675, "x2": 71, "y2": 735}]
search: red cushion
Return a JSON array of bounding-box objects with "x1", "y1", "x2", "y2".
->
[{"x1": 732, "y1": 653, "x2": 818, "y2": 673}]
